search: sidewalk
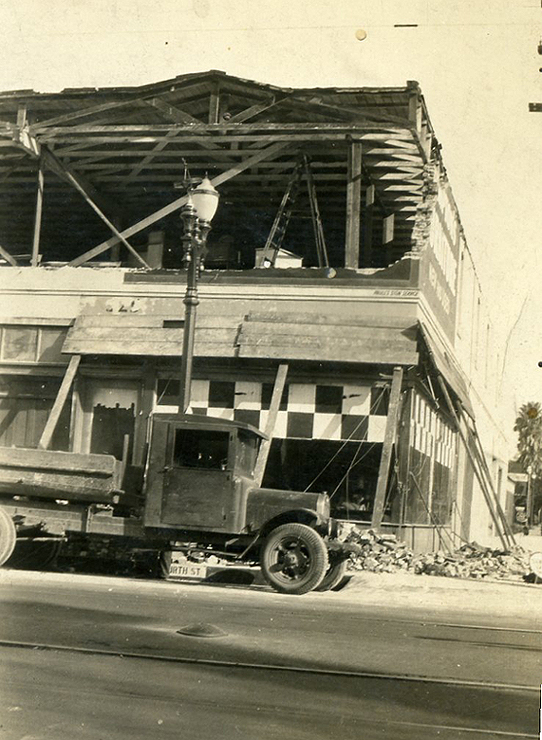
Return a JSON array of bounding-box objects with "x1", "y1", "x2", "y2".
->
[{"x1": 332, "y1": 568, "x2": 542, "y2": 625}]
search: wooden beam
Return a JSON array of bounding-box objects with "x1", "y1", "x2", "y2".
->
[
  {"x1": 68, "y1": 141, "x2": 292, "y2": 266},
  {"x1": 146, "y1": 97, "x2": 201, "y2": 124},
  {"x1": 0, "y1": 243, "x2": 19, "y2": 266},
  {"x1": 30, "y1": 77, "x2": 208, "y2": 131},
  {"x1": 363, "y1": 184, "x2": 374, "y2": 267},
  {"x1": 42, "y1": 147, "x2": 150, "y2": 268},
  {"x1": 371, "y1": 367, "x2": 404, "y2": 530},
  {"x1": 208, "y1": 83, "x2": 220, "y2": 124},
  {"x1": 437, "y1": 376, "x2": 510, "y2": 550},
  {"x1": 228, "y1": 96, "x2": 280, "y2": 123},
  {"x1": 253, "y1": 364, "x2": 288, "y2": 487},
  {"x1": 122, "y1": 129, "x2": 179, "y2": 184},
  {"x1": 38, "y1": 355, "x2": 81, "y2": 451},
  {"x1": 37, "y1": 122, "x2": 415, "y2": 136},
  {"x1": 344, "y1": 140, "x2": 362, "y2": 269},
  {"x1": 31, "y1": 162, "x2": 44, "y2": 266}
]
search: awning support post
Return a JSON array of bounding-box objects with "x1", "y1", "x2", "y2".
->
[
  {"x1": 437, "y1": 376, "x2": 512, "y2": 550},
  {"x1": 253, "y1": 364, "x2": 289, "y2": 487},
  {"x1": 38, "y1": 354, "x2": 81, "y2": 450},
  {"x1": 371, "y1": 366, "x2": 404, "y2": 529}
]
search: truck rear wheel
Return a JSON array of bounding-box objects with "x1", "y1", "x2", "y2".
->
[
  {"x1": 0, "y1": 507, "x2": 16, "y2": 567},
  {"x1": 260, "y1": 523, "x2": 328, "y2": 595},
  {"x1": 314, "y1": 557, "x2": 347, "y2": 592}
]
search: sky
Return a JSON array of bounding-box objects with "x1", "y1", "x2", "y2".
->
[{"x1": 0, "y1": 0, "x2": 540, "y2": 425}]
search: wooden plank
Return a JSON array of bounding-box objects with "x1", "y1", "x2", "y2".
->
[
  {"x1": 0, "y1": 445, "x2": 116, "y2": 474},
  {"x1": 371, "y1": 367, "x2": 403, "y2": 529},
  {"x1": 65, "y1": 326, "x2": 238, "y2": 343},
  {"x1": 344, "y1": 141, "x2": 362, "y2": 269},
  {"x1": 253, "y1": 364, "x2": 288, "y2": 486},
  {"x1": 31, "y1": 163, "x2": 44, "y2": 266},
  {"x1": 68, "y1": 141, "x2": 291, "y2": 266},
  {"x1": 239, "y1": 323, "x2": 414, "y2": 340},
  {"x1": 37, "y1": 355, "x2": 81, "y2": 451},
  {"x1": 237, "y1": 344, "x2": 416, "y2": 365}
]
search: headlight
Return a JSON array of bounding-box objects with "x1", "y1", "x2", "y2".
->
[{"x1": 317, "y1": 493, "x2": 331, "y2": 519}]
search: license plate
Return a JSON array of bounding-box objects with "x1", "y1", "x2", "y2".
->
[{"x1": 168, "y1": 557, "x2": 207, "y2": 579}]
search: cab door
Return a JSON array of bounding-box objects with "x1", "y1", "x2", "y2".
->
[{"x1": 153, "y1": 423, "x2": 234, "y2": 530}]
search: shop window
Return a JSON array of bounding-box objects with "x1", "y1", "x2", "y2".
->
[
  {"x1": 0, "y1": 377, "x2": 70, "y2": 450},
  {"x1": 2, "y1": 327, "x2": 38, "y2": 362}
]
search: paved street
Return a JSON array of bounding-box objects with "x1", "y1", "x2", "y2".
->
[{"x1": 0, "y1": 568, "x2": 540, "y2": 739}]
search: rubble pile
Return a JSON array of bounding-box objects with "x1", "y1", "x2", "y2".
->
[{"x1": 341, "y1": 526, "x2": 531, "y2": 581}]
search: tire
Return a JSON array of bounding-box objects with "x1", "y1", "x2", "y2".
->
[
  {"x1": 315, "y1": 557, "x2": 347, "y2": 592},
  {"x1": 0, "y1": 507, "x2": 16, "y2": 567},
  {"x1": 5, "y1": 538, "x2": 62, "y2": 570},
  {"x1": 260, "y1": 523, "x2": 328, "y2": 595}
]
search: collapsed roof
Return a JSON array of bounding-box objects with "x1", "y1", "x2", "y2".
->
[{"x1": 0, "y1": 70, "x2": 440, "y2": 269}]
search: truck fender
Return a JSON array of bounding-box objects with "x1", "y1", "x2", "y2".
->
[{"x1": 258, "y1": 508, "x2": 328, "y2": 540}]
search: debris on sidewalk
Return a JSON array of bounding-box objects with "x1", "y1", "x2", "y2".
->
[{"x1": 340, "y1": 525, "x2": 532, "y2": 581}]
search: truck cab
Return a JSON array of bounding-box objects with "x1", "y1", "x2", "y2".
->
[{"x1": 143, "y1": 413, "x2": 329, "y2": 536}]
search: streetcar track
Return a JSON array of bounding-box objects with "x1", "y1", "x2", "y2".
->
[{"x1": 0, "y1": 638, "x2": 538, "y2": 692}]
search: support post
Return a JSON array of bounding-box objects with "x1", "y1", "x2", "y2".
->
[
  {"x1": 527, "y1": 466, "x2": 533, "y2": 529},
  {"x1": 253, "y1": 364, "x2": 289, "y2": 487},
  {"x1": 38, "y1": 355, "x2": 81, "y2": 450},
  {"x1": 208, "y1": 83, "x2": 221, "y2": 124},
  {"x1": 372, "y1": 367, "x2": 404, "y2": 529},
  {"x1": 345, "y1": 140, "x2": 362, "y2": 269},
  {"x1": 363, "y1": 184, "x2": 374, "y2": 267},
  {"x1": 437, "y1": 376, "x2": 510, "y2": 550},
  {"x1": 31, "y1": 162, "x2": 44, "y2": 266}
]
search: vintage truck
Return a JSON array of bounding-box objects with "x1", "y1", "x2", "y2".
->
[{"x1": 0, "y1": 411, "x2": 350, "y2": 595}]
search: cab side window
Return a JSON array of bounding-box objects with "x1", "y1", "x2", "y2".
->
[{"x1": 173, "y1": 429, "x2": 230, "y2": 470}]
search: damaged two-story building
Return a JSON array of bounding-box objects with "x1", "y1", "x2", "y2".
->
[{"x1": 0, "y1": 71, "x2": 513, "y2": 552}]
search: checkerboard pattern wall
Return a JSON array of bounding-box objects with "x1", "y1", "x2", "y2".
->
[
  {"x1": 156, "y1": 379, "x2": 391, "y2": 443},
  {"x1": 410, "y1": 391, "x2": 455, "y2": 469}
]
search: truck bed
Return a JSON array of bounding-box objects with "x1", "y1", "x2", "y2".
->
[{"x1": 0, "y1": 447, "x2": 123, "y2": 504}]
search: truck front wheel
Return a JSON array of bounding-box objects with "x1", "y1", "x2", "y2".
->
[
  {"x1": 0, "y1": 507, "x2": 16, "y2": 567},
  {"x1": 260, "y1": 523, "x2": 328, "y2": 595}
]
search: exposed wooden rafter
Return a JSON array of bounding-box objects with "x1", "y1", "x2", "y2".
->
[{"x1": 68, "y1": 140, "x2": 293, "y2": 266}]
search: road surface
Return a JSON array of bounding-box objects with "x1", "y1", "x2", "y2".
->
[{"x1": 0, "y1": 569, "x2": 540, "y2": 739}]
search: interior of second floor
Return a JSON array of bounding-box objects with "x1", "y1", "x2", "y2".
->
[{"x1": 0, "y1": 71, "x2": 438, "y2": 273}]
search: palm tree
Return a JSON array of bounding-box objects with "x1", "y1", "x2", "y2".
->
[{"x1": 514, "y1": 402, "x2": 542, "y2": 526}]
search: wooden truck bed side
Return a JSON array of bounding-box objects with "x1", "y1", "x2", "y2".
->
[{"x1": 0, "y1": 447, "x2": 123, "y2": 504}]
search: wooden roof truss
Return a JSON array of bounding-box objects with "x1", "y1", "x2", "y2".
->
[{"x1": 0, "y1": 72, "x2": 439, "y2": 269}]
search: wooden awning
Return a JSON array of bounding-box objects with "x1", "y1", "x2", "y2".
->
[{"x1": 63, "y1": 310, "x2": 419, "y2": 366}]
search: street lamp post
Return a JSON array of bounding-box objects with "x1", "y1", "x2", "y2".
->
[{"x1": 178, "y1": 177, "x2": 219, "y2": 413}]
